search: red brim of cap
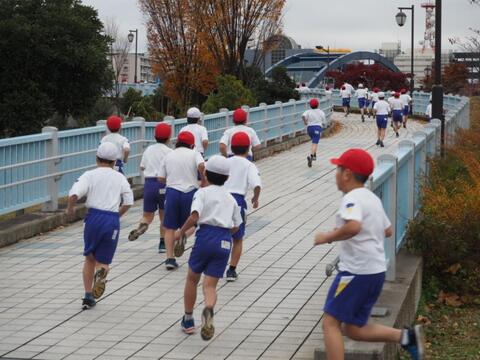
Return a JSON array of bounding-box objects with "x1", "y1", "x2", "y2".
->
[{"x1": 330, "y1": 158, "x2": 342, "y2": 166}]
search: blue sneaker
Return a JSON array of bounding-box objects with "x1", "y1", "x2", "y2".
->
[
  {"x1": 165, "y1": 258, "x2": 179, "y2": 270},
  {"x1": 401, "y1": 325, "x2": 425, "y2": 360},
  {"x1": 82, "y1": 294, "x2": 96, "y2": 310},
  {"x1": 158, "y1": 239, "x2": 166, "y2": 253},
  {"x1": 181, "y1": 316, "x2": 195, "y2": 334}
]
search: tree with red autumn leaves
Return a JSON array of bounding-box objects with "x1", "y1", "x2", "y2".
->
[
  {"x1": 326, "y1": 63, "x2": 410, "y2": 91},
  {"x1": 422, "y1": 63, "x2": 469, "y2": 95}
]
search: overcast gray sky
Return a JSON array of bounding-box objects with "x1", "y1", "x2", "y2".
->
[{"x1": 82, "y1": 0, "x2": 479, "y2": 53}]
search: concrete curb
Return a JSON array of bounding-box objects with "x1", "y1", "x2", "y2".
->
[
  {"x1": 0, "y1": 128, "x2": 331, "y2": 249},
  {"x1": 314, "y1": 249, "x2": 423, "y2": 360}
]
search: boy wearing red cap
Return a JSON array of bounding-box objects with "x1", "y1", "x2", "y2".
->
[
  {"x1": 302, "y1": 98, "x2": 327, "y2": 167},
  {"x1": 314, "y1": 148, "x2": 425, "y2": 360},
  {"x1": 67, "y1": 142, "x2": 134, "y2": 309},
  {"x1": 369, "y1": 88, "x2": 380, "y2": 118},
  {"x1": 176, "y1": 155, "x2": 242, "y2": 340},
  {"x1": 390, "y1": 93, "x2": 404, "y2": 138},
  {"x1": 129, "y1": 123, "x2": 173, "y2": 253},
  {"x1": 340, "y1": 86, "x2": 351, "y2": 117},
  {"x1": 158, "y1": 131, "x2": 206, "y2": 270},
  {"x1": 400, "y1": 89, "x2": 412, "y2": 128},
  {"x1": 224, "y1": 132, "x2": 262, "y2": 281},
  {"x1": 219, "y1": 108, "x2": 261, "y2": 161},
  {"x1": 101, "y1": 115, "x2": 130, "y2": 174}
]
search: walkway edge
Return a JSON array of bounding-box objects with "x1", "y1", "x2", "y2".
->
[{"x1": 314, "y1": 249, "x2": 423, "y2": 360}]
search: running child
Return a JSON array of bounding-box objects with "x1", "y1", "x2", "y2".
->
[
  {"x1": 369, "y1": 88, "x2": 380, "y2": 118},
  {"x1": 373, "y1": 92, "x2": 390, "y2": 147},
  {"x1": 390, "y1": 92, "x2": 404, "y2": 138},
  {"x1": 324, "y1": 86, "x2": 333, "y2": 100},
  {"x1": 400, "y1": 89, "x2": 412, "y2": 128},
  {"x1": 101, "y1": 115, "x2": 130, "y2": 174},
  {"x1": 158, "y1": 131, "x2": 206, "y2": 270},
  {"x1": 224, "y1": 132, "x2": 262, "y2": 282},
  {"x1": 178, "y1": 155, "x2": 242, "y2": 340},
  {"x1": 180, "y1": 107, "x2": 209, "y2": 157},
  {"x1": 302, "y1": 98, "x2": 327, "y2": 167},
  {"x1": 313, "y1": 148, "x2": 425, "y2": 360},
  {"x1": 219, "y1": 108, "x2": 261, "y2": 161},
  {"x1": 67, "y1": 142, "x2": 134, "y2": 309},
  {"x1": 355, "y1": 84, "x2": 368, "y2": 122},
  {"x1": 340, "y1": 86, "x2": 351, "y2": 117},
  {"x1": 128, "y1": 123, "x2": 173, "y2": 253}
]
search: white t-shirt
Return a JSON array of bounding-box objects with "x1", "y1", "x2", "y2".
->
[
  {"x1": 140, "y1": 143, "x2": 173, "y2": 178},
  {"x1": 389, "y1": 98, "x2": 404, "y2": 111},
  {"x1": 340, "y1": 89, "x2": 351, "y2": 99},
  {"x1": 220, "y1": 125, "x2": 261, "y2": 156},
  {"x1": 180, "y1": 124, "x2": 208, "y2": 154},
  {"x1": 158, "y1": 147, "x2": 204, "y2": 192},
  {"x1": 426, "y1": 103, "x2": 432, "y2": 117},
  {"x1": 302, "y1": 109, "x2": 326, "y2": 127},
  {"x1": 69, "y1": 167, "x2": 134, "y2": 212},
  {"x1": 371, "y1": 92, "x2": 379, "y2": 102},
  {"x1": 101, "y1": 133, "x2": 130, "y2": 161},
  {"x1": 335, "y1": 187, "x2": 390, "y2": 274},
  {"x1": 224, "y1": 156, "x2": 262, "y2": 196},
  {"x1": 191, "y1": 186, "x2": 243, "y2": 229},
  {"x1": 324, "y1": 90, "x2": 333, "y2": 99},
  {"x1": 344, "y1": 83, "x2": 355, "y2": 95},
  {"x1": 297, "y1": 86, "x2": 309, "y2": 93},
  {"x1": 374, "y1": 100, "x2": 390, "y2": 115},
  {"x1": 355, "y1": 89, "x2": 367, "y2": 99},
  {"x1": 400, "y1": 94, "x2": 412, "y2": 107},
  {"x1": 387, "y1": 96, "x2": 395, "y2": 106}
]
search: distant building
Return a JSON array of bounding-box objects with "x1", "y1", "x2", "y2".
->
[
  {"x1": 453, "y1": 52, "x2": 480, "y2": 83},
  {"x1": 116, "y1": 53, "x2": 157, "y2": 84},
  {"x1": 394, "y1": 49, "x2": 452, "y2": 88},
  {"x1": 379, "y1": 42, "x2": 401, "y2": 63}
]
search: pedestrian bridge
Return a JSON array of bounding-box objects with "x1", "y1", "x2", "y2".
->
[{"x1": 0, "y1": 92, "x2": 470, "y2": 359}]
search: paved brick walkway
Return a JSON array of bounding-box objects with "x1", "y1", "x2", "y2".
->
[{"x1": 0, "y1": 114, "x2": 424, "y2": 360}]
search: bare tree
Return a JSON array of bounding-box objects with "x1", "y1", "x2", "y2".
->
[
  {"x1": 103, "y1": 18, "x2": 132, "y2": 110},
  {"x1": 449, "y1": 28, "x2": 480, "y2": 75}
]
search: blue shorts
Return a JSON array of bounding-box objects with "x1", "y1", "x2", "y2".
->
[
  {"x1": 83, "y1": 208, "x2": 120, "y2": 265},
  {"x1": 371, "y1": 101, "x2": 376, "y2": 109},
  {"x1": 163, "y1": 187, "x2": 197, "y2": 230},
  {"x1": 307, "y1": 125, "x2": 323, "y2": 144},
  {"x1": 342, "y1": 98, "x2": 351, "y2": 107},
  {"x1": 358, "y1": 98, "x2": 366, "y2": 109},
  {"x1": 324, "y1": 271, "x2": 385, "y2": 327},
  {"x1": 114, "y1": 160, "x2": 124, "y2": 174},
  {"x1": 403, "y1": 106, "x2": 409, "y2": 116},
  {"x1": 189, "y1": 224, "x2": 232, "y2": 278},
  {"x1": 366, "y1": 99, "x2": 371, "y2": 107},
  {"x1": 376, "y1": 115, "x2": 388, "y2": 129},
  {"x1": 392, "y1": 110, "x2": 403, "y2": 123},
  {"x1": 143, "y1": 178, "x2": 166, "y2": 213},
  {"x1": 231, "y1": 193, "x2": 247, "y2": 240}
]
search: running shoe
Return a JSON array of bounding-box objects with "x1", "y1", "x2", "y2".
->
[
  {"x1": 401, "y1": 325, "x2": 425, "y2": 360},
  {"x1": 174, "y1": 234, "x2": 187, "y2": 257},
  {"x1": 307, "y1": 156, "x2": 312, "y2": 168},
  {"x1": 128, "y1": 223, "x2": 148, "y2": 241},
  {"x1": 92, "y1": 267, "x2": 108, "y2": 299},
  {"x1": 201, "y1": 307, "x2": 215, "y2": 341},
  {"x1": 158, "y1": 239, "x2": 166, "y2": 253},
  {"x1": 181, "y1": 316, "x2": 195, "y2": 334},
  {"x1": 225, "y1": 268, "x2": 238, "y2": 282},
  {"x1": 165, "y1": 258, "x2": 179, "y2": 270},
  {"x1": 82, "y1": 295, "x2": 96, "y2": 310}
]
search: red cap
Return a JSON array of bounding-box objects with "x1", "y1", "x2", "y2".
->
[
  {"x1": 330, "y1": 148, "x2": 374, "y2": 177},
  {"x1": 309, "y1": 98, "x2": 319, "y2": 108},
  {"x1": 373, "y1": 87, "x2": 379, "y2": 92},
  {"x1": 341, "y1": 86, "x2": 346, "y2": 90},
  {"x1": 400, "y1": 88, "x2": 407, "y2": 94},
  {"x1": 231, "y1": 131, "x2": 251, "y2": 147},
  {"x1": 154, "y1": 123, "x2": 171, "y2": 140},
  {"x1": 107, "y1": 115, "x2": 122, "y2": 131},
  {"x1": 325, "y1": 86, "x2": 330, "y2": 90},
  {"x1": 177, "y1": 131, "x2": 195, "y2": 146},
  {"x1": 394, "y1": 92, "x2": 400, "y2": 98},
  {"x1": 233, "y1": 108, "x2": 247, "y2": 123}
]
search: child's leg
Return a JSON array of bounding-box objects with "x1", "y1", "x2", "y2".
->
[
  {"x1": 311, "y1": 143, "x2": 318, "y2": 157},
  {"x1": 230, "y1": 238, "x2": 243, "y2": 268},
  {"x1": 159, "y1": 210, "x2": 165, "y2": 239},
  {"x1": 322, "y1": 314, "x2": 345, "y2": 360},
  {"x1": 83, "y1": 254, "x2": 96, "y2": 293},
  {"x1": 344, "y1": 323, "x2": 401, "y2": 343},
  {"x1": 203, "y1": 275, "x2": 220, "y2": 309},
  {"x1": 165, "y1": 228, "x2": 176, "y2": 259},
  {"x1": 184, "y1": 268, "x2": 202, "y2": 313},
  {"x1": 141, "y1": 212, "x2": 155, "y2": 225}
]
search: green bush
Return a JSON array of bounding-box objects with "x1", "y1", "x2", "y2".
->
[{"x1": 202, "y1": 75, "x2": 256, "y2": 114}]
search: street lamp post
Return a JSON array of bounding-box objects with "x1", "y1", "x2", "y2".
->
[
  {"x1": 431, "y1": 0, "x2": 444, "y2": 154},
  {"x1": 396, "y1": 6, "x2": 415, "y2": 95},
  {"x1": 128, "y1": 29, "x2": 138, "y2": 83},
  {"x1": 316, "y1": 45, "x2": 330, "y2": 86}
]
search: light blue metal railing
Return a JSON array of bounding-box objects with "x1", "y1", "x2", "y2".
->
[{"x1": 0, "y1": 98, "x2": 333, "y2": 216}]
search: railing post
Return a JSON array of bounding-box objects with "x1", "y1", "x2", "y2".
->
[
  {"x1": 399, "y1": 139, "x2": 415, "y2": 220},
  {"x1": 376, "y1": 154, "x2": 398, "y2": 282},
  {"x1": 133, "y1": 117, "x2": 146, "y2": 186},
  {"x1": 430, "y1": 118, "x2": 442, "y2": 156},
  {"x1": 289, "y1": 98, "x2": 297, "y2": 137},
  {"x1": 275, "y1": 101, "x2": 283, "y2": 142},
  {"x1": 42, "y1": 126, "x2": 59, "y2": 212}
]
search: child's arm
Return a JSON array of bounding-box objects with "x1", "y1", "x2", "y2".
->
[
  {"x1": 302, "y1": 114, "x2": 308, "y2": 126},
  {"x1": 314, "y1": 220, "x2": 362, "y2": 246},
  {"x1": 219, "y1": 143, "x2": 228, "y2": 157},
  {"x1": 230, "y1": 226, "x2": 240, "y2": 234},
  {"x1": 251, "y1": 186, "x2": 261, "y2": 209},
  {"x1": 66, "y1": 195, "x2": 78, "y2": 218},
  {"x1": 178, "y1": 211, "x2": 199, "y2": 239},
  {"x1": 119, "y1": 205, "x2": 131, "y2": 217},
  {"x1": 385, "y1": 226, "x2": 393, "y2": 238},
  {"x1": 123, "y1": 149, "x2": 130, "y2": 163},
  {"x1": 198, "y1": 162, "x2": 207, "y2": 187}
]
